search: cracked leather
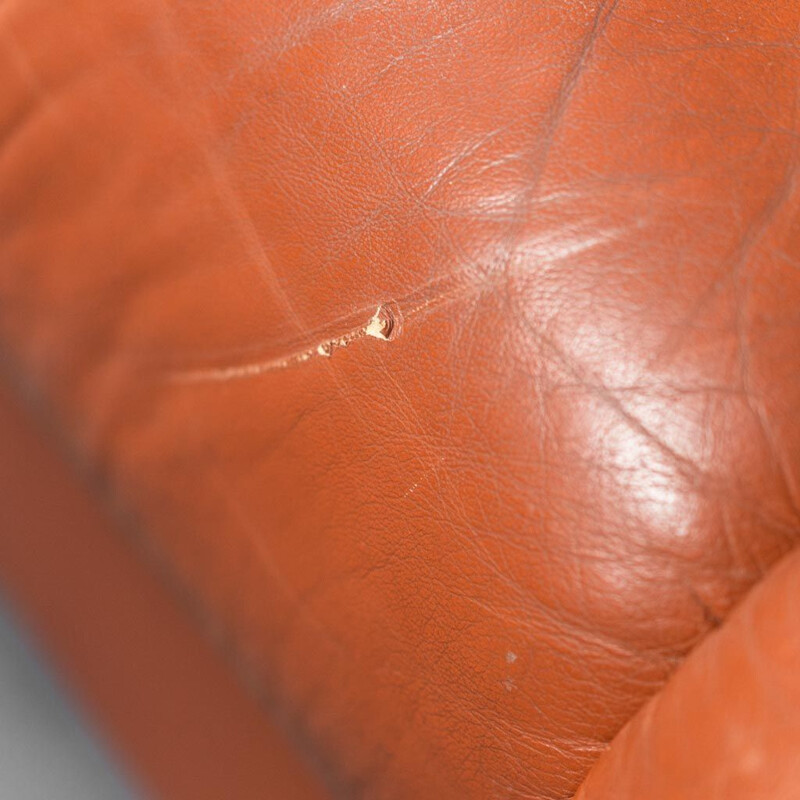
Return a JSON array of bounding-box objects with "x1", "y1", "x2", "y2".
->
[{"x1": 1, "y1": 1, "x2": 800, "y2": 798}]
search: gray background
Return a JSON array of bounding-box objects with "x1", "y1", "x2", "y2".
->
[{"x1": 0, "y1": 595, "x2": 140, "y2": 799}]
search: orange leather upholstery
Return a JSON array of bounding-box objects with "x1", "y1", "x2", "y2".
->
[
  {"x1": 577, "y1": 546, "x2": 800, "y2": 800},
  {"x1": 0, "y1": 381, "x2": 328, "y2": 800},
  {"x1": 1, "y1": 1, "x2": 799, "y2": 797}
]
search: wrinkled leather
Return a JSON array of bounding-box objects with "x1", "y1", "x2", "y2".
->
[
  {"x1": 576, "y1": 547, "x2": 800, "y2": 800},
  {"x1": 2, "y1": 1, "x2": 800, "y2": 798}
]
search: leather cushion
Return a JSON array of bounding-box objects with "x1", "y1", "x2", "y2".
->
[{"x1": 2, "y1": 1, "x2": 800, "y2": 796}]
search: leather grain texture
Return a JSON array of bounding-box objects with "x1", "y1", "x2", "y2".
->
[
  {"x1": 576, "y1": 546, "x2": 800, "y2": 800},
  {"x1": 2, "y1": 1, "x2": 800, "y2": 798}
]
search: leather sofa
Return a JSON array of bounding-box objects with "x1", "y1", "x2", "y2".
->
[{"x1": 1, "y1": 1, "x2": 799, "y2": 797}]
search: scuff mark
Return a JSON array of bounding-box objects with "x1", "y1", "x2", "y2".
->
[
  {"x1": 164, "y1": 225, "x2": 615, "y2": 386},
  {"x1": 172, "y1": 302, "x2": 401, "y2": 384}
]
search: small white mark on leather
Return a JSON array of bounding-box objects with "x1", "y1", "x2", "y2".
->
[{"x1": 171, "y1": 302, "x2": 401, "y2": 383}]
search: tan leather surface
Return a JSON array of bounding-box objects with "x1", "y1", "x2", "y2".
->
[
  {"x1": 575, "y1": 546, "x2": 800, "y2": 800},
  {"x1": 2, "y1": 1, "x2": 800, "y2": 798},
  {"x1": 0, "y1": 378, "x2": 330, "y2": 800}
]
